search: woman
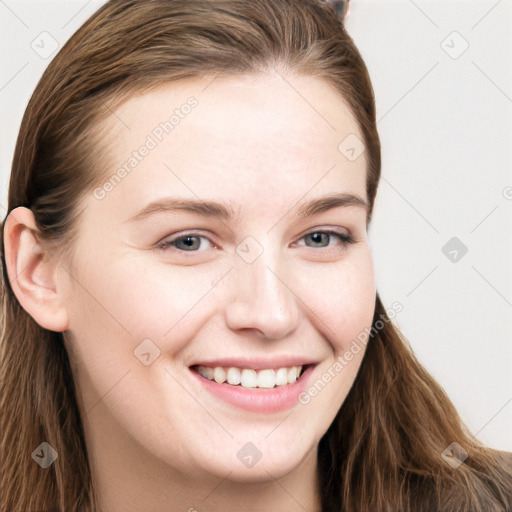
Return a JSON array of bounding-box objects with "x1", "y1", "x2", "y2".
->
[{"x1": 1, "y1": 1, "x2": 511, "y2": 511}]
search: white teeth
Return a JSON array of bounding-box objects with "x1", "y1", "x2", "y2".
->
[
  {"x1": 257, "y1": 369, "x2": 275, "y2": 388},
  {"x1": 226, "y1": 367, "x2": 241, "y2": 385},
  {"x1": 201, "y1": 366, "x2": 213, "y2": 379},
  {"x1": 195, "y1": 364, "x2": 304, "y2": 388},
  {"x1": 275, "y1": 368, "x2": 288, "y2": 386},
  {"x1": 213, "y1": 367, "x2": 226, "y2": 384},
  {"x1": 240, "y1": 369, "x2": 257, "y2": 388}
]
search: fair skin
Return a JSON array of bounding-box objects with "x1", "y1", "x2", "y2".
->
[{"x1": 5, "y1": 70, "x2": 376, "y2": 512}]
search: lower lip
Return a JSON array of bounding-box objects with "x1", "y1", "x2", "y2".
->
[{"x1": 189, "y1": 365, "x2": 316, "y2": 414}]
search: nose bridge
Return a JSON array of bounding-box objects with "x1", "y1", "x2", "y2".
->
[{"x1": 223, "y1": 239, "x2": 300, "y2": 338}]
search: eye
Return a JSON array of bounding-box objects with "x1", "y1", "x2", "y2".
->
[
  {"x1": 156, "y1": 233, "x2": 214, "y2": 252},
  {"x1": 296, "y1": 229, "x2": 355, "y2": 249},
  {"x1": 155, "y1": 228, "x2": 355, "y2": 254}
]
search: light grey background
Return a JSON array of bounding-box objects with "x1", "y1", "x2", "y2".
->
[{"x1": 1, "y1": 0, "x2": 511, "y2": 451}]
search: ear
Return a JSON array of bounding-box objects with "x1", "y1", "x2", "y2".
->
[{"x1": 3, "y1": 207, "x2": 69, "y2": 332}]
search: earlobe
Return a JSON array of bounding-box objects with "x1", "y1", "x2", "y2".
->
[{"x1": 3, "y1": 207, "x2": 69, "y2": 332}]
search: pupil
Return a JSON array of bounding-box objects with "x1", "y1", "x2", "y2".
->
[
  {"x1": 309, "y1": 233, "x2": 327, "y2": 247},
  {"x1": 181, "y1": 236, "x2": 198, "y2": 249}
]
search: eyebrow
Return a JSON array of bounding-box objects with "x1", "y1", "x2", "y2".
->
[{"x1": 126, "y1": 192, "x2": 368, "y2": 223}]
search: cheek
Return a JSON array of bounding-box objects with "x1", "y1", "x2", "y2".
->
[
  {"x1": 67, "y1": 243, "x2": 375, "y2": 356},
  {"x1": 65, "y1": 249, "x2": 230, "y2": 357},
  {"x1": 64, "y1": 241, "x2": 375, "y2": 378},
  {"x1": 292, "y1": 248, "x2": 375, "y2": 416},
  {"x1": 295, "y1": 248, "x2": 376, "y2": 353},
  {"x1": 112, "y1": 256, "x2": 232, "y2": 338},
  {"x1": 62, "y1": 250, "x2": 222, "y2": 418}
]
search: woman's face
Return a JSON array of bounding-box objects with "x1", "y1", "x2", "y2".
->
[{"x1": 61, "y1": 71, "x2": 376, "y2": 483}]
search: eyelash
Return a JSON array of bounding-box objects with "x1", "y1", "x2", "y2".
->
[{"x1": 156, "y1": 229, "x2": 355, "y2": 252}]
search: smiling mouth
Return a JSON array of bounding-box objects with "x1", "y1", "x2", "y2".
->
[{"x1": 189, "y1": 363, "x2": 311, "y2": 390}]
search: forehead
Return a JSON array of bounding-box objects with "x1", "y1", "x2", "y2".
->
[{"x1": 92, "y1": 71, "x2": 367, "y2": 219}]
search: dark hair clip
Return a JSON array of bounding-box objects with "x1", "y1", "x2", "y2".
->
[{"x1": 321, "y1": 0, "x2": 351, "y2": 23}]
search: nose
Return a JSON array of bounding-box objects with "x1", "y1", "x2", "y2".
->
[{"x1": 223, "y1": 247, "x2": 300, "y2": 340}]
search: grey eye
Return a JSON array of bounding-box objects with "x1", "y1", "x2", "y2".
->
[
  {"x1": 304, "y1": 232, "x2": 331, "y2": 248},
  {"x1": 174, "y1": 236, "x2": 202, "y2": 251}
]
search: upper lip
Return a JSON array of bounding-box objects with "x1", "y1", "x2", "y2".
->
[{"x1": 189, "y1": 357, "x2": 319, "y2": 371}]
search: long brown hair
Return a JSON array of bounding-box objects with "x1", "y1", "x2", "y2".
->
[{"x1": 1, "y1": 1, "x2": 511, "y2": 511}]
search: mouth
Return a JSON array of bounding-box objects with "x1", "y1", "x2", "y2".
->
[
  {"x1": 188, "y1": 362, "x2": 317, "y2": 413},
  {"x1": 189, "y1": 363, "x2": 312, "y2": 390}
]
